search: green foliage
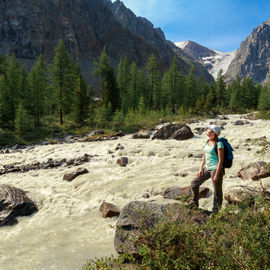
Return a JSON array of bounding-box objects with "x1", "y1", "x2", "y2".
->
[
  {"x1": 95, "y1": 103, "x2": 112, "y2": 128},
  {"x1": 15, "y1": 102, "x2": 33, "y2": 136},
  {"x1": 94, "y1": 47, "x2": 120, "y2": 112},
  {"x1": 85, "y1": 198, "x2": 270, "y2": 270},
  {"x1": 73, "y1": 74, "x2": 90, "y2": 126},
  {"x1": 51, "y1": 39, "x2": 77, "y2": 125}
]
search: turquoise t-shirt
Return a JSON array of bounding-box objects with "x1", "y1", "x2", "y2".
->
[{"x1": 204, "y1": 141, "x2": 224, "y2": 170}]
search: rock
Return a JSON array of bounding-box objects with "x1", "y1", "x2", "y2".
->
[
  {"x1": 237, "y1": 161, "x2": 270, "y2": 180},
  {"x1": 0, "y1": 185, "x2": 38, "y2": 226},
  {"x1": 194, "y1": 153, "x2": 203, "y2": 158},
  {"x1": 114, "y1": 201, "x2": 209, "y2": 254},
  {"x1": 132, "y1": 130, "x2": 151, "y2": 139},
  {"x1": 162, "y1": 186, "x2": 209, "y2": 200},
  {"x1": 194, "y1": 127, "x2": 206, "y2": 135},
  {"x1": 117, "y1": 157, "x2": 128, "y2": 167},
  {"x1": 224, "y1": 190, "x2": 254, "y2": 204},
  {"x1": 152, "y1": 123, "x2": 193, "y2": 140},
  {"x1": 234, "y1": 120, "x2": 245, "y2": 125},
  {"x1": 90, "y1": 130, "x2": 105, "y2": 136},
  {"x1": 116, "y1": 131, "x2": 125, "y2": 137},
  {"x1": 172, "y1": 125, "x2": 194, "y2": 140},
  {"x1": 99, "y1": 202, "x2": 120, "y2": 218},
  {"x1": 115, "y1": 143, "x2": 124, "y2": 151},
  {"x1": 187, "y1": 153, "x2": 193, "y2": 158},
  {"x1": 142, "y1": 193, "x2": 150, "y2": 199},
  {"x1": 209, "y1": 120, "x2": 227, "y2": 126},
  {"x1": 63, "y1": 167, "x2": 89, "y2": 182}
]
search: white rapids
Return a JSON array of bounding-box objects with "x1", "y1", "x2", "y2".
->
[{"x1": 0, "y1": 114, "x2": 270, "y2": 270}]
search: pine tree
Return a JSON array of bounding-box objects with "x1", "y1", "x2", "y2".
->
[
  {"x1": 73, "y1": 74, "x2": 90, "y2": 126},
  {"x1": 94, "y1": 47, "x2": 120, "y2": 112},
  {"x1": 184, "y1": 65, "x2": 198, "y2": 112},
  {"x1": 27, "y1": 55, "x2": 48, "y2": 127},
  {"x1": 15, "y1": 102, "x2": 32, "y2": 136},
  {"x1": 258, "y1": 85, "x2": 270, "y2": 111},
  {"x1": 127, "y1": 61, "x2": 139, "y2": 111},
  {"x1": 1, "y1": 54, "x2": 22, "y2": 129},
  {"x1": 229, "y1": 77, "x2": 244, "y2": 112},
  {"x1": 117, "y1": 57, "x2": 130, "y2": 101},
  {"x1": 162, "y1": 56, "x2": 184, "y2": 113},
  {"x1": 146, "y1": 54, "x2": 161, "y2": 110},
  {"x1": 51, "y1": 40, "x2": 76, "y2": 125},
  {"x1": 216, "y1": 69, "x2": 227, "y2": 108}
]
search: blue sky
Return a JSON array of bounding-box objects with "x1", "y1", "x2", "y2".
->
[{"x1": 117, "y1": 0, "x2": 270, "y2": 52}]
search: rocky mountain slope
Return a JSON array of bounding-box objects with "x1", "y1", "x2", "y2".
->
[
  {"x1": 225, "y1": 18, "x2": 270, "y2": 85},
  {"x1": 175, "y1": 41, "x2": 236, "y2": 79},
  {"x1": 105, "y1": 0, "x2": 213, "y2": 81},
  {"x1": 0, "y1": 0, "x2": 213, "y2": 85}
]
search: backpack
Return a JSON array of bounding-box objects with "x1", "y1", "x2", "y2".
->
[{"x1": 214, "y1": 137, "x2": 234, "y2": 168}]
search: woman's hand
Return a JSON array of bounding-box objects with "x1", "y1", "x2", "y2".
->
[
  {"x1": 213, "y1": 174, "x2": 219, "y2": 183},
  {"x1": 197, "y1": 168, "x2": 204, "y2": 177}
]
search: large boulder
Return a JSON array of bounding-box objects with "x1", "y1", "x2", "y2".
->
[
  {"x1": 237, "y1": 162, "x2": 270, "y2": 180},
  {"x1": 114, "y1": 201, "x2": 209, "y2": 254},
  {"x1": 224, "y1": 190, "x2": 254, "y2": 204},
  {"x1": 152, "y1": 123, "x2": 194, "y2": 140},
  {"x1": 0, "y1": 185, "x2": 38, "y2": 226},
  {"x1": 162, "y1": 186, "x2": 209, "y2": 200}
]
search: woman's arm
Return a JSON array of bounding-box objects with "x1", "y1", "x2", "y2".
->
[
  {"x1": 213, "y1": 148, "x2": 224, "y2": 183},
  {"x1": 198, "y1": 153, "x2": 206, "y2": 177}
]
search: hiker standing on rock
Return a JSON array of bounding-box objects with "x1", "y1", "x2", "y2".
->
[{"x1": 190, "y1": 125, "x2": 224, "y2": 213}]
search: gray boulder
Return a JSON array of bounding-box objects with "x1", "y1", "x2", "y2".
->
[
  {"x1": 152, "y1": 124, "x2": 194, "y2": 140},
  {"x1": 162, "y1": 186, "x2": 209, "y2": 200},
  {"x1": 0, "y1": 185, "x2": 38, "y2": 226},
  {"x1": 114, "y1": 201, "x2": 209, "y2": 254}
]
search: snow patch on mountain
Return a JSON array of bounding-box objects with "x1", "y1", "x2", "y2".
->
[
  {"x1": 203, "y1": 50, "x2": 237, "y2": 79},
  {"x1": 175, "y1": 41, "x2": 236, "y2": 79}
]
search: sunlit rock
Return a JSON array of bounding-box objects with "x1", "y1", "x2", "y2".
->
[
  {"x1": 237, "y1": 161, "x2": 270, "y2": 180},
  {"x1": 0, "y1": 185, "x2": 37, "y2": 226},
  {"x1": 99, "y1": 201, "x2": 120, "y2": 218}
]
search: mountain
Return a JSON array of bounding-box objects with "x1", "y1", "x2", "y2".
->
[
  {"x1": 0, "y1": 0, "x2": 213, "y2": 86},
  {"x1": 105, "y1": 0, "x2": 213, "y2": 81},
  {"x1": 175, "y1": 41, "x2": 236, "y2": 79},
  {"x1": 225, "y1": 18, "x2": 270, "y2": 85}
]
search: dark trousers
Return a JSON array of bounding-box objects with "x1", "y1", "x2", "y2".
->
[{"x1": 191, "y1": 167, "x2": 224, "y2": 212}]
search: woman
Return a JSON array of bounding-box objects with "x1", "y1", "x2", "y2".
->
[{"x1": 190, "y1": 124, "x2": 224, "y2": 213}]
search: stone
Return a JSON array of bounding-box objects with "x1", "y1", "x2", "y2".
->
[
  {"x1": 114, "y1": 201, "x2": 209, "y2": 254},
  {"x1": 152, "y1": 123, "x2": 193, "y2": 140},
  {"x1": 234, "y1": 120, "x2": 245, "y2": 126},
  {"x1": 194, "y1": 127, "x2": 206, "y2": 135},
  {"x1": 172, "y1": 125, "x2": 194, "y2": 140},
  {"x1": 63, "y1": 167, "x2": 89, "y2": 182},
  {"x1": 162, "y1": 186, "x2": 209, "y2": 200},
  {"x1": 132, "y1": 130, "x2": 151, "y2": 139},
  {"x1": 99, "y1": 202, "x2": 120, "y2": 218},
  {"x1": 115, "y1": 143, "x2": 125, "y2": 151},
  {"x1": 0, "y1": 185, "x2": 38, "y2": 226},
  {"x1": 117, "y1": 157, "x2": 128, "y2": 167},
  {"x1": 237, "y1": 161, "x2": 270, "y2": 180},
  {"x1": 224, "y1": 190, "x2": 254, "y2": 204}
]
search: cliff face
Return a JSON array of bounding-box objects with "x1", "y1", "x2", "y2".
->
[
  {"x1": 225, "y1": 18, "x2": 270, "y2": 84},
  {"x1": 0, "y1": 0, "x2": 213, "y2": 84},
  {"x1": 105, "y1": 0, "x2": 213, "y2": 81}
]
